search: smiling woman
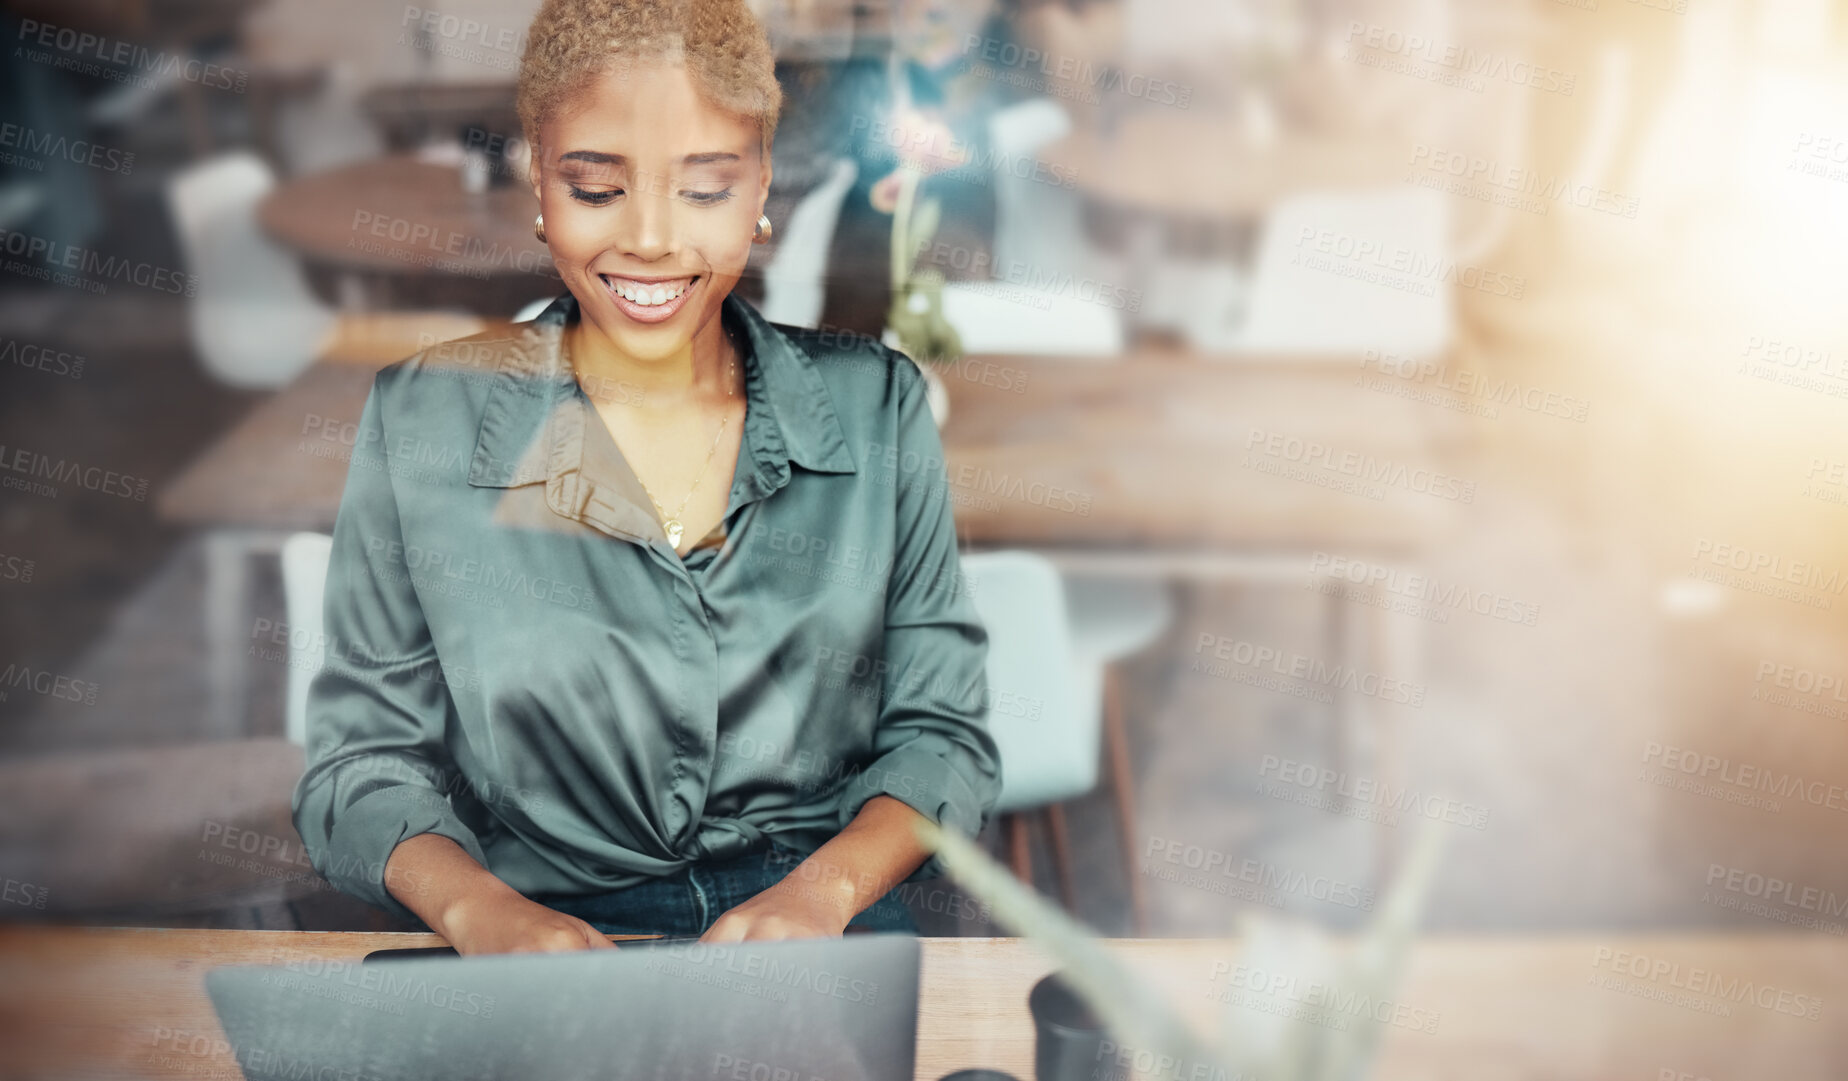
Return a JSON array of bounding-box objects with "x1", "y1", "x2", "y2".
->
[{"x1": 289, "y1": 0, "x2": 1002, "y2": 958}]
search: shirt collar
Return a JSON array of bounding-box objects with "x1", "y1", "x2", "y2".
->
[{"x1": 465, "y1": 292, "x2": 858, "y2": 512}]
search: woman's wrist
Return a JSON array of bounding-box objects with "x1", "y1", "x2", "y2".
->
[
  {"x1": 777, "y1": 796, "x2": 933, "y2": 925},
  {"x1": 385, "y1": 832, "x2": 519, "y2": 939}
]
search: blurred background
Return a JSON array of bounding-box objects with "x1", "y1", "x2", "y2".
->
[{"x1": 4, "y1": 0, "x2": 1848, "y2": 1072}]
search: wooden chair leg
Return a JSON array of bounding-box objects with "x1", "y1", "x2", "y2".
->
[
  {"x1": 1005, "y1": 812, "x2": 1033, "y2": 887},
  {"x1": 1103, "y1": 667, "x2": 1148, "y2": 934},
  {"x1": 1043, "y1": 804, "x2": 1077, "y2": 910}
]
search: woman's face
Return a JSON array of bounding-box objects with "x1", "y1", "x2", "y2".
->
[{"x1": 532, "y1": 60, "x2": 771, "y2": 362}]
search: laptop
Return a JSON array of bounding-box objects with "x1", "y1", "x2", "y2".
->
[{"x1": 205, "y1": 933, "x2": 920, "y2": 1080}]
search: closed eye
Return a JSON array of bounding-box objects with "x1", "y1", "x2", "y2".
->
[
  {"x1": 682, "y1": 190, "x2": 734, "y2": 206},
  {"x1": 569, "y1": 186, "x2": 620, "y2": 206}
]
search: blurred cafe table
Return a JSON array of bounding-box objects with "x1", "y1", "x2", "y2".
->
[
  {"x1": 1038, "y1": 115, "x2": 1407, "y2": 222},
  {"x1": 257, "y1": 153, "x2": 556, "y2": 313},
  {"x1": 2, "y1": 926, "x2": 1843, "y2": 1081}
]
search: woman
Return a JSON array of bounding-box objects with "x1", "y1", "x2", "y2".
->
[{"x1": 291, "y1": 0, "x2": 1001, "y2": 955}]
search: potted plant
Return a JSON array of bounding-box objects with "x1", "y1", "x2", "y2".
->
[
  {"x1": 914, "y1": 819, "x2": 1447, "y2": 1080},
  {"x1": 869, "y1": 105, "x2": 968, "y2": 428}
]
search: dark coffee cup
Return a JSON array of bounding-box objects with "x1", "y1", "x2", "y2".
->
[{"x1": 1028, "y1": 973, "x2": 1107, "y2": 1081}]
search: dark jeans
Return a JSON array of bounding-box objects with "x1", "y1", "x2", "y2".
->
[{"x1": 535, "y1": 841, "x2": 920, "y2": 937}]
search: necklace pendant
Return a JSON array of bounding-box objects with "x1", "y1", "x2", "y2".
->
[{"x1": 663, "y1": 519, "x2": 684, "y2": 547}]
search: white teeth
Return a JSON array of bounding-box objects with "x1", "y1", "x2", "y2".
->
[{"x1": 604, "y1": 277, "x2": 689, "y2": 306}]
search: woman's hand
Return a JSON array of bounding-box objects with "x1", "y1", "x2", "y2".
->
[
  {"x1": 386, "y1": 833, "x2": 614, "y2": 956},
  {"x1": 702, "y1": 799, "x2": 934, "y2": 943},
  {"x1": 700, "y1": 874, "x2": 856, "y2": 943},
  {"x1": 439, "y1": 887, "x2": 616, "y2": 956}
]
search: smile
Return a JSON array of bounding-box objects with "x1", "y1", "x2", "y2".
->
[{"x1": 599, "y1": 274, "x2": 697, "y2": 323}]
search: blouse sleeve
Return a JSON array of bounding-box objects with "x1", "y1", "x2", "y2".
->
[
  {"x1": 290, "y1": 370, "x2": 489, "y2": 920},
  {"x1": 835, "y1": 356, "x2": 1004, "y2": 879}
]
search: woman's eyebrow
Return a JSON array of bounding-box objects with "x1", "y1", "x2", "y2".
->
[{"x1": 556, "y1": 150, "x2": 740, "y2": 166}]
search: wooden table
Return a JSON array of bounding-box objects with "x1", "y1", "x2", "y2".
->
[
  {"x1": 1039, "y1": 116, "x2": 1407, "y2": 224},
  {"x1": 160, "y1": 347, "x2": 1464, "y2": 548},
  {"x1": 3, "y1": 927, "x2": 1843, "y2": 1081},
  {"x1": 258, "y1": 155, "x2": 549, "y2": 278}
]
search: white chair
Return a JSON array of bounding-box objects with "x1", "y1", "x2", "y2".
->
[
  {"x1": 938, "y1": 282, "x2": 1125, "y2": 357},
  {"x1": 963, "y1": 550, "x2": 1157, "y2": 929},
  {"x1": 757, "y1": 156, "x2": 859, "y2": 328},
  {"x1": 166, "y1": 152, "x2": 487, "y2": 389},
  {"x1": 166, "y1": 152, "x2": 341, "y2": 389},
  {"x1": 1185, "y1": 186, "x2": 1455, "y2": 362},
  {"x1": 944, "y1": 98, "x2": 1125, "y2": 356},
  {"x1": 280, "y1": 532, "x2": 334, "y2": 747}
]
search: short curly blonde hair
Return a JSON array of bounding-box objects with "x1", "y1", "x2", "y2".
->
[{"x1": 517, "y1": 0, "x2": 782, "y2": 156}]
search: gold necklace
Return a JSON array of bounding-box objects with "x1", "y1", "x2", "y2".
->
[
  {"x1": 571, "y1": 335, "x2": 742, "y2": 551},
  {"x1": 641, "y1": 349, "x2": 736, "y2": 550}
]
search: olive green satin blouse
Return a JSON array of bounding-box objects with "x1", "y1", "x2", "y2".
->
[{"x1": 291, "y1": 292, "x2": 1002, "y2": 920}]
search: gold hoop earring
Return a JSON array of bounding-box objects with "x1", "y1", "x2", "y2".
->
[
  {"x1": 752, "y1": 213, "x2": 772, "y2": 245},
  {"x1": 533, "y1": 214, "x2": 547, "y2": 243}
]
